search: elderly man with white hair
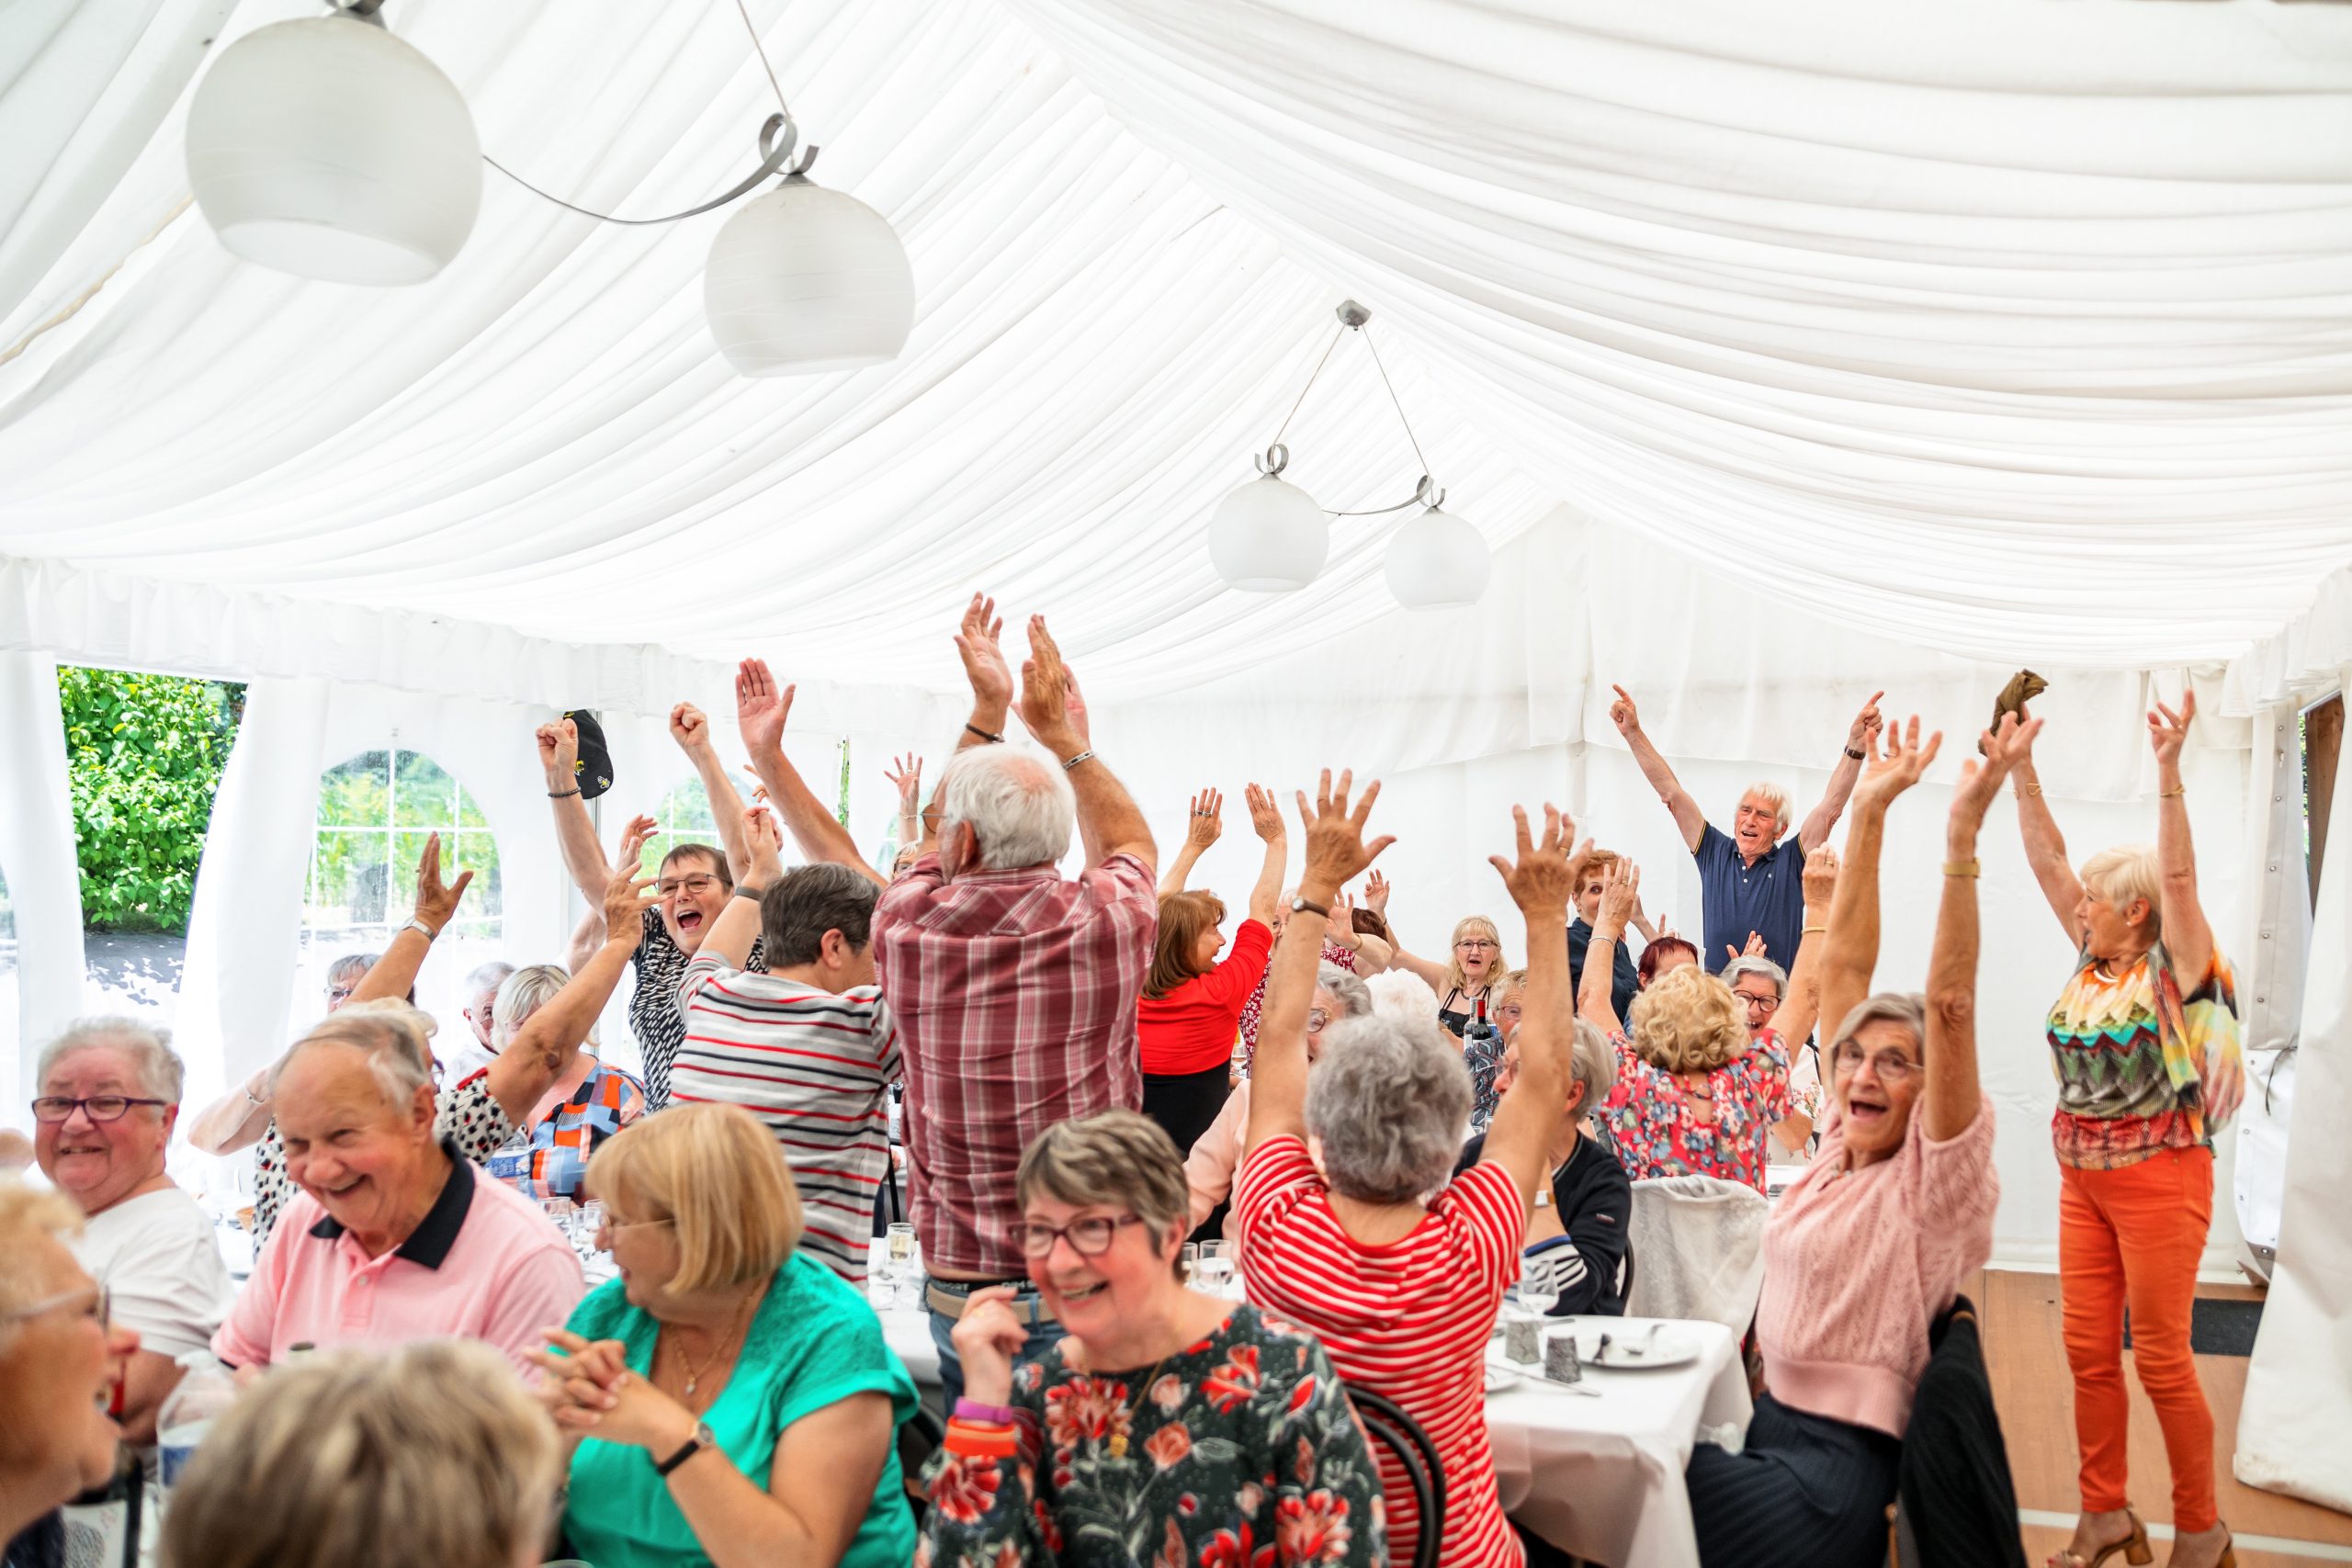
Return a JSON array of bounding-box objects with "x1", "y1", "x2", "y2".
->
[
  {"x1": 867, "y1": 593, "x2": 1158, "y2": 1406},
  {"x1": 31, "y1": 1018, "x2": 233, "y2": 1440},
  {"x1": 1610, "y1": 682, "x2": 1883, "y2": 969},
  {"x1": 211, "y1": 1001, "x2": 583, "y2": 1376}
]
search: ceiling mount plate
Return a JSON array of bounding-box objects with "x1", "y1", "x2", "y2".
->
[{"x1": 1335, "y1": 299, "x2": 1371, "y2": 328}]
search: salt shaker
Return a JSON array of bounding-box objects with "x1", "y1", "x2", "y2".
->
[
  {"x1": 1542, "y1": 1327, "x2": 1582, "y2": 1385},
  {"x1": 1504, "y1": 1314, "x2": 1543, "y2": 1365}
]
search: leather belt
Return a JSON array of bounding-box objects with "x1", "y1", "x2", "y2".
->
[{"x1": 924, "y1": 1276, "x2": 1055, "y2": 1326}]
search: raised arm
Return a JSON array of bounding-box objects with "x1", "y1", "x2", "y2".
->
[
  {"x1": 704, "y1": 807, "x2": 783, "y2": 973},
  {"x1": 351, "y1": 833, "x2": 474, "y2": 1007},
  {"x1": 1798, "y1": 691, "x2": 1884, "y2": 851},
  {"x1": 1375, "y1": 881, "x2": 1452, "y2": 989},
  {"x1": 1475, "y1": 806, "x2": 1577, "y2": 1213},
  {"x1": 1770, "y1": 844, "x2": 1839, "y2": 1049},
  {"x1": 537, "y1": 718, "x2": 614, "y2": 905},
  {"x1": 2008, "y1": 717, "x2": 2086, "y2": 942},
  {"x1": 1818, "y1": 716, "x2": 1942, "y2": 1043},
  {"x1": 481, "y1": 847, "x2": 659, "y2": 1127},
  {"x1": 734, "y1": 658, "x2": 882, "y2": 887},
  {"x1": 1016, "y1": 615, "x2": 1154, "y2": 873},
  {"x1": 950, "y1": 592, "x2": 1013, "y2": 760},
  {"x1": 1924, "y1": 716, "x2": 2036, "y2": 1141},
  {"x1": 1323, "y1": 895, "x2": 1391, "y2": 975},
  {"x1": 1246, "y1": 772, "x2": 1394, "y2": 1157},
  {"x1": 1159, "y1": 788, "x2": 1222, "y2": 896},
  {"x1": 1610, "y1": 684, "x2": 1706, "y2": 852},
  {"x1": 1577, "y1": 859, "x2": 1639, "y2": 1037},
  {"x1": 2146, "y1": 691, "x2": 2213, "y2": 980},
  {"x1": 671, "y1": 701, "x2": 754, "y2": 876},
  {"x1": 1240, "y1": 784, "x2": 1288, "y2": 926},
  {"x1": 883, "y1": 754, "x2": 924, "y2": 852}
]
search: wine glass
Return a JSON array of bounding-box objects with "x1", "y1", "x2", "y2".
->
[{"x1": 1514, "y1": 1257, "x2": 1559, "y2": 1320}]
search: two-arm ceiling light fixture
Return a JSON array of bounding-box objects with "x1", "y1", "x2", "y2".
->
[
  {"x1": 181, "y1": 0, "x2": 913, "y2": 376},
  {"x1": 1207, "y1": 301, "x2": 1491, "y2": 608}
]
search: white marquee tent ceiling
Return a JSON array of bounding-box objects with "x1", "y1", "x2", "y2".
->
[{"x1": 4, "y1": 0, "x2": 2351, "y2": 705}]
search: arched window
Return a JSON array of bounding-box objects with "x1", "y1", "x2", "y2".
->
[
  {"x1": 301, "y1": 750, "x2": 501, "y2": 1027},
  {"x1": 641, "y1": 776, "x2": 718, "y2": 874}
]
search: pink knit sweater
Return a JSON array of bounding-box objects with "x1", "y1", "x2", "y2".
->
[{"x1": 1756, "y1": 1092, "x2": 1996, "y2": 1437}]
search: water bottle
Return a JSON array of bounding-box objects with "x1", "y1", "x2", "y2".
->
[{"x1": 156, "y1": 1365, "x2": 238, "y2": 1491}]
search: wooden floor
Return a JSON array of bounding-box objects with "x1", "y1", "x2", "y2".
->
[{"x1": 1977, "y1": 1269, "x2": 2352, "y2": 1565}]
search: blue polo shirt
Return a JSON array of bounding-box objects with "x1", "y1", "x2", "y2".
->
[{"x1": 1694, "y1": 822, "x2": 1807, "y2": 970}]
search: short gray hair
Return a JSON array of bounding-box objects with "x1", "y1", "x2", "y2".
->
[
  {"x1": 325, "y1": 953, "x2": 375, "y2": 989},
  {"x1": 36, "y1": 1018, "x2": 184, "y2": 1104},
  {"x1": 273, "y1": 1000, "x2": 437, "y2": 1110},
  {"x1": 1830, "y1": 992, "x2": 1926, "y2": 1055},
  {"x1": 1567, "y1": 1019, "x2": 1618, "y2": 1113},
  {"x1": 492, "y1": 964, "x2": 571, "y2": 1047},
  {"x1": 1316, "y1": 962, "x2": 1374, "y2": 1020},
  {"x1": 462, "y1": 962, "x2": 514, "y2": 1007},
  {"x1": 937, "y1": 747, "x2": 1075, "y2": 871},
  {"x1": 1017, "y1": 1112, "x2": 1191, "y2": 1257},
  {"x1": 1740, "y1": 782, "x2": 1792, "y2": 836},
  {"x1": 1305, "y1": 1013, "x2": 1470, "y2": 1204},
  {"x1": 1721, "y1": 955, "x2": 1788, "y2": 999}
]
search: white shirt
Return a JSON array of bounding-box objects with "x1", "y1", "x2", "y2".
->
[{"x1": 69, "y1": 1185, "x2": 235, "y2": 1360}]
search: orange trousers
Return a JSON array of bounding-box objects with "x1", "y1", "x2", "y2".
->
[{"x1": 2058, "y1": 1145, "x2": 2217, "y2": 1533}]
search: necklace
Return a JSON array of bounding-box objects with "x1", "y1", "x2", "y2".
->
[
  {"x1": 1107, "y1": 1349, "x2": 1176, "y2": 1461},
  {"x1": 666, "y1": 1290, "x2": 754, "y2": 1401}
]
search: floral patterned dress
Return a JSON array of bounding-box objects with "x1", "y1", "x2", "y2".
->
[
  {"x1": 920, "y1": 1302, "x2": 1387, "y2": 1568},
  {"x1": 1595, "y1": 1030, "x2": 1790, "y2": 1192}
]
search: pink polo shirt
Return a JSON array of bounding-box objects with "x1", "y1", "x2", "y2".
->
[{"x1": 214, "y1": 1147, "x2": 583, "y2": 1376}]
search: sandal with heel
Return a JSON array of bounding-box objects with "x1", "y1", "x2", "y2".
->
[{"x1": 2047, "y1": 1508, "x2": 2153, "y2": 1568}]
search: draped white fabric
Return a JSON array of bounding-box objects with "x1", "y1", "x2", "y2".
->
[{"x1": 4, "y1": 0, "x2": 2351, "y2": 704}]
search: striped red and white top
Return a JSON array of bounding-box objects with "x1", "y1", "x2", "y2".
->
[
  {"x1": 1237, "y1": 1134, "x2": 1526, "y2": 1568},
  {"x1": 670, "y1": 955, "x2": 901, "y2": 1285}
]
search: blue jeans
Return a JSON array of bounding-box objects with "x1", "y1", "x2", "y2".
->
[{"x1": 926, "y1": 1285, "x2": 1064, "y2": 1410}]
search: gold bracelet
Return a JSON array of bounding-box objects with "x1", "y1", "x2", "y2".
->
[
  {"x1": 1801, "y1": 924, "x2": 1827, "y2": 935},
  {"x1": 1942, "y1": 860, "x2": 1981, "y2": 877},
  {"x1": 2018, "y1": 783, "x2": 2042, "y2": 797},
  {"x1": 2160, "y1": 786, "x2": 2185, "y2": 798}
]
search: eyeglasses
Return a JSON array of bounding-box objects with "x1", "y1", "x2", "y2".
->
[
  {"x1": 655, "y1": 874, "x2": 722, "y2": 897},
  {"x1": 29, "y1": 1097, "x2": 168, "y2": 1124},
  {"x1": 1306, "y1": 1009, "x2": 1329, "y2": 1034},
  {"x1": 1830, "y1": 1043, "x2": 1919, "y2": 1081},
  {"x1": 1008, "y1": 1214, "x2": 1147, "y2": 1258},
  {"x1": 1733, "y1": 991, "x2": 1780, "y2": 1013},
  {"x1": 1491, "y1": 1002, "x2": 1523, "y2": 1021},
  {"x1": 594, "y1": 1215, "x2": 675, "y2": 1243},
  {"x1": 3, "y1": 1283, "x2": 107, "y2": 1328},
  {"x1": 1455, "y1": 939, "x2": 1498, "y2": 952}
]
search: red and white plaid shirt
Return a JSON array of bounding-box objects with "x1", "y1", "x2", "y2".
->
[{"x1": 872, "y1": 850, "x2": 1158, "y2": 1277}]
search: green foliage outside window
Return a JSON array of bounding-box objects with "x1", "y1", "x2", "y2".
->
[
  {"x1": 307, "y1": 750, "x2": 502, "y2": 940},
  {"x1": 58, "y1": 667, "x2": 244, "y2": 932}
]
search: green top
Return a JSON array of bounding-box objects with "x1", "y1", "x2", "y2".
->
[{"x1": 560, "y1": 1253, "x2": 918, "y2": 1568}]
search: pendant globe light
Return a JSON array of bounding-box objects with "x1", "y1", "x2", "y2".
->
[
  {"x1": 185, "y1": 5, "x2": 481, "y2": 285},
  {"x1": 705, "y1": 169, "x2": 915, "y2": 376},
  {"x1": 1207, "y1": 301, "x2": 1490, "y2": 606}
]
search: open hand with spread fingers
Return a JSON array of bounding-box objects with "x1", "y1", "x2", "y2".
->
[{"x1": 1294, "y1": 770, "x2": 1396, "y2": 896}]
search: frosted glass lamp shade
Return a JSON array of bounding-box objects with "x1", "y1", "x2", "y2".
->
[
  {"x1": 1385, "y1": 504, "x2": 1491, "y2": 607},
  {"x1": 705, "y1": 177, "x2": 916, "y2": 376},
  {"x1": 186, "y1": 16, "x2": 481, "y2": 286},
  {"x1": 1208, "y1": 474, "x2": 1329, "y2": 591}
]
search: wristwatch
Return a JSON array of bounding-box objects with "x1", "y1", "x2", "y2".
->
[
  {"x1": 655, "y1": 1420, "x2": 718, "y2": 1477},
  {"x1": 1290, "y1": 895, "x2": 1330, "y2": 919},
  {"x1": 400, "y1": 917, "x2": 438, "y2": 942},
  {"x1": 1844, "y1": 746, "x2": 1866, "y2": 761}
]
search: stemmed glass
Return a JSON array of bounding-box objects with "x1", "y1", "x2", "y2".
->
[{"x1": 1513, "y1": 1258, "x2": 1559, "y2": 1321}]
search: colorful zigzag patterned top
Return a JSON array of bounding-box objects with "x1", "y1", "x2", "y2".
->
[{"x1": 2045, "y1": 942, "x2": 2243, "y2": 1171}]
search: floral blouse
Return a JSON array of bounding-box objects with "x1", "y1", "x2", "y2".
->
[
  {"x1": 251, "y1": 1077, "x2": 515, "y2": 1243},
  {"x1": 1596, "y1": 1029, "x2": 1790, "y2": 1193},
  {"x1": 920, "y1": 1302, "x2": 1387, "y2": 1568}
]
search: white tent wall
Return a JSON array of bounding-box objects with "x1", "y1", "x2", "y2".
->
[{"x1": 0, "y1": 652, "x2": 88, "y2": 1105}]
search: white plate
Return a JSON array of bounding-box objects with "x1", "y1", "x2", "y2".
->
[{"x1": 1547, "y1": 1323, "x2": 1703, "y2": 1371}]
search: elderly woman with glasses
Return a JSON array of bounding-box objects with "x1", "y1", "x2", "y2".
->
[
  {"x1": 532, "y1": 1103, "x2": 919, "y2": 1568},
  {"x1": 926, "y1": 1110, "x2": 1385, "y2": 1567},
  {"x1": 1686, "y1": 716, "x2": 2010, "y2": 1568},
  {"x1": 1240, "y1": 779, "x2": 1588, "y2": 1568},
  {"x1": 1, "y1": 1179, "x2": 142, "y2": 1568},
  {"x1": 1387, "y1": 914, "x2": 1512, "y2": 1042},
  {"x1": 1182, "y1": 963, "x2": 1373, "y2": 1258}
]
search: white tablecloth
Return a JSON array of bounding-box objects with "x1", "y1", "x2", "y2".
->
[{"x1": 1487, "y1": 1317, "x2": 1750, "y2": 1568}]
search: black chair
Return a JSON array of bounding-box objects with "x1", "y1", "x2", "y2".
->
[
  {"x1": 1344, "y1": 1383, "x2": 1444, "y2": 1568},
  {"x1": 897, "y1": 1402, "x2": 946, "y2": 1527}
]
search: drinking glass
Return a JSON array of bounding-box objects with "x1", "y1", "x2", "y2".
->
[
  {"x1": 1513, "y1": 1258, "x2": 1558, "y2": 1320},
  {"x1": 1180, "y1": 1243, "x2": 1200, "y2": 1288},
  {"x1": 884, "y1": 1223, "x2": 917, "y2": 1310},
  {"x1": 1196, "y1": 1240, "x2": 1235, "y2": 1297}
]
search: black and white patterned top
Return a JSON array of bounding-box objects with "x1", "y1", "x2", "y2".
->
[
  {"x1": 628, "y1": 904, "x2": 763, "y2": 1111},
  {"x1": 250, "y1": 1077, "x2": 517, "y2": 1245}
]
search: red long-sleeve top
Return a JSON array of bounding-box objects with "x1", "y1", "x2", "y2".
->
[{"x1": 1136, "y1": 918, "x2": 1274, "y2": 1075}]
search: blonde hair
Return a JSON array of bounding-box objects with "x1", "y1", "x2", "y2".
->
[
  {"x1": 1017, "y1": 1111, "x2": 1191, "y2": 1250},
  {"x1": 584, "y1": 1103, "x2": 801, "y2": 1292},
  {"x1": 158, "y1": 1341, "x2": 558, "y2": 1568},
  {"x1": 1442, "y1": 916, "x2": 1510, "y2": 998},
  {"x1": 1740, "y1": 782, "x2": 1792, "y2": 837},
  {"x1": 2080, "y1": 843, "x2": 2162, "y2": 940},
  {"x1": 0, "y1": 1178, "x2": 85, "y2": 1325},
  {"x1": 1627, "y1": 963, "x2": 1747, "y2": 1073}
]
